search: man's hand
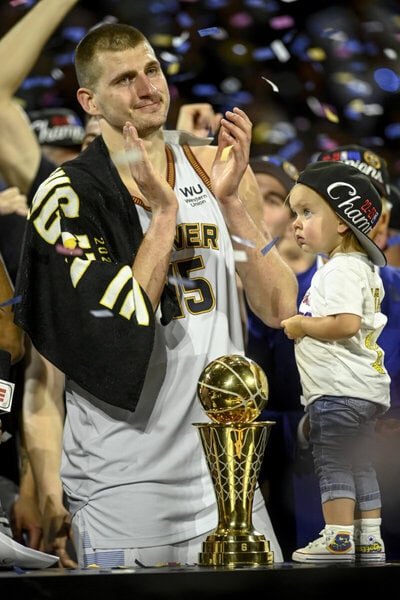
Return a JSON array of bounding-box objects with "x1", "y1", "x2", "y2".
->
[
  {"x1": 10, "y1": 492, "x2": 43, "y2": 550},
  {"x1": 211, "y1": 107, "x2": 252, "y2": 202},
  {"x1": 122, "y1": 121, "x2": 178, "y2": 215},
  {"x1": 41, "y1": 495, "x2": 77, "y2": 568}
]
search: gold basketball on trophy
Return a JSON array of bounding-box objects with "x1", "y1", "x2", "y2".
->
[{"x1": 197, "y1": 354, "x2": 268, "y2": 424}]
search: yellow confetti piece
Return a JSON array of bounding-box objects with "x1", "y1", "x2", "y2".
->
[
  {"x1": 149, "y1": 33, "x2": 173, "y2": 47},
  {"x1": 307, "y1": 47, "x2": 326, "y2": 61},
  {"x1": 167, "y1": 62, "x2": 180, "y2": 75},
  {"x1": 221, "y1": 145, "x2": 232, "y2": 161},
  {"x1": 323, "y1": 106, "x2": 339, "y2": 123}
]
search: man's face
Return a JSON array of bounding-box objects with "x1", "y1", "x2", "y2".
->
[{"x1": 86, "y1": 41, "x2": 170, "y2": 137}]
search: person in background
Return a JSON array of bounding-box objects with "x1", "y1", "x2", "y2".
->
[
  {"x1": 0, "y1": 0, "x2": 83, "y2": 283},
  {"x1": 175, "y1": 102, "x2": 222, "y2": 139},
  {"x1": 385, "y1": 184, "x2": 400, "y2": 268},
  {"x1": 244, "y1": 154, "x2": 319, "y2": 560},
  {"x1": 282, "y1": 161, "x2": 390, "y2": 564},
  {"x1": 16, "y1": 21, "x2": 297, "y2": 568},
  {"x1": 0, "y1": 0, "x2": 82, "y2": 562},
  {"x1": 0, "y1": 251, "x2": 25, "y2": 542}
]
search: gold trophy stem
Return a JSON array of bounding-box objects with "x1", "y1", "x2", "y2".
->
[{"x1": 194, "y1": 421, "x2": 275, "y2": 566}]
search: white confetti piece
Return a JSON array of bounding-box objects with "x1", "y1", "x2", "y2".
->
[
  {"x1": 233, "y1": 250, "x2": 248, "y2": 262},
  {"x1": 90, "y1": 309, "x2": 114, "y2": 318},
  {"x1": 261, "y1": 76, "x2": 279, "y2": 93},
  {"x1": 231, "y1": 234, "x2": 256, "y2": 248}
]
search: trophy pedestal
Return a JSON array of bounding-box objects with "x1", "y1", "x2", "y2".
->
[
  {"x1": 199, "y1": 532, "x2": 273, "y2": 566},
  {"x1": 194, "y1": 421, "x2": 275, "y2": 567}
]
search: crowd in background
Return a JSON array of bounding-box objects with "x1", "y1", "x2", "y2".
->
[
  {"x1": 0, "y1": 0, "x2": 399, "y2": 567},
  {"x1": 1, "y1": 0, "x2": 400, "y2": 177}
]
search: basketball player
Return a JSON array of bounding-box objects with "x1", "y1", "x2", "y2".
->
[{"x1": 15, "y1": 23, "x2": 297, "y2": 568}]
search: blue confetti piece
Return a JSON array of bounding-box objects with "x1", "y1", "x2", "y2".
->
[
  {"x1": 261, "y1": 237, "x2": 279, "y2": 256},
  {"x1": 198, "y1": 27, "x2": 222, "y2": 38},
  {"x1": 13, "y1": 566, "x2": 26, "y2": 574},
  {"x1": 20, "y1": 76, "x2": 55, "y2": 90},
  {"x1": 386, "y1": 234, "x2": 400, "y2": 248},
  {"x1": 0, "y1": 295, "x2": 22, "y2": 308}
]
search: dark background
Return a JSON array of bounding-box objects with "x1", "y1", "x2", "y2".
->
[{"x1": 1, "y1": 0, "x2": 400, "y2": 178}]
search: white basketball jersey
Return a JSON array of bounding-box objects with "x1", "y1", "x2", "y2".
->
[{"x1": 62, "y1": 142, "x2": 251, "y2": 548}]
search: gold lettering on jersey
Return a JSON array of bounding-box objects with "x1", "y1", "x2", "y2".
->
[
  {"x1": 174, "y1": 223, "x2": 219, "y2": 250},
  {"x1": 372, "y1": 287, "x2": 381, "y2": 312},
  {"x1": 365, "y1": 331, "x2": 386, "y2": 374}
]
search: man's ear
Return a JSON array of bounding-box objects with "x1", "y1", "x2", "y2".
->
[{"x1": 76, "y1": 88, "x2": 98, "y2": 116}]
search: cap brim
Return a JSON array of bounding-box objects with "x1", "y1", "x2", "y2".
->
[{"x1": 345, "y1": 221, "x2": 387, "y2": 267}]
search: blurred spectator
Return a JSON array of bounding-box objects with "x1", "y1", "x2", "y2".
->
[
  {"x1": 245, "y1": 154, "x2": 320, "y2": 560},
  {"x1": 385, "y1": 184, "x2": 400, "y2": 268},
  {"x1": 0, "y1": 0, "x2": 80, "y2": 562}
]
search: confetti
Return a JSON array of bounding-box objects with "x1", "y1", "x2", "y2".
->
[
  {"x1": 261, "y1": 237, "x2": 279, "y2": 256},
  {"x1": 55, "y1": 243, "x2": 83, "y2": 256},
  {"x1": 270, "y1": 39, "x2": 291, "y2": 62},
  {"x1": 261, "y1": 76, "x2": 279, "y2": 93},
  {"x1": 322, "y1": 104, "x2": 339, "y2": 123},
  {"x1": 221, "y1": 145, "x2": 232, "y2": 161},
  {"x1": 168, "y1": 275, "x2": 197, "y2": 289},
  {"x1": 90, "y1": 309, "x2": 114, "y2": 318},
  {"x1": 9, "y1": 0, "x2": 32, "y2": 6},
  {"x1": 269, "y1": 15, "x2": 294, "y2": 30},
  {"x1": 231, "y1": 234, "x2": 256, "y2": 248},
  {"x1": 198, "y1": 27, "x2": 222, "y2": 38},
  {"x1": 112, "y1": 148, "x2": 142, "y2": 165},
  {"x1": 386, "y1": 234, "x2": 400, "y2": 248},
  {"x1": 233, "y1": 250, "x2": 248, "y2": 262},
  {"x1": 0, "y1": 295, "x2": 21, "y2": 308},
  {"x1": 0, "y1": 431, "x2": 12, "y2": 443}
]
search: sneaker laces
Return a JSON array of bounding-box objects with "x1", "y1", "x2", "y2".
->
[{"x1": 306, "y1": 530, "x2": 327, "y2": 548}]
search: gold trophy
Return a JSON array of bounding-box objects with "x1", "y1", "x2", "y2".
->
[{"x1": 194, "y1": 354, "x2": 275, "y2": 567}]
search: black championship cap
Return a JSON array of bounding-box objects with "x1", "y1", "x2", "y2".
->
[
  {"x1": 28, "y1": 107, "x2": 85, "y2": 147},
  {"x1": 250, "y1": 155, "x2": 299, "y2": 193},
  {"x1": 316, "y1": 144, "x2": 391, "y2": 199},
  {"x1": 297, "y1": 160, "x2": 387, "y2": 267}
]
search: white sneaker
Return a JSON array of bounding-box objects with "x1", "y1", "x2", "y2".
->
[
  {"x1": 292, "y1": 528, "x2": 355, "y2": 563},
  {"x1": 355, "y1": 531, "x2": 386, "y2": 563}
]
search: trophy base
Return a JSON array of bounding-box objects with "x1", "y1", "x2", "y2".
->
[{"x1": 198, "y1": 533, "x2": 274, "y2": 566}]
